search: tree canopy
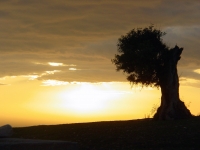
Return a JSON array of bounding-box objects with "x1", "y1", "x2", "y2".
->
[
  {"x1": 112, "y1": 26, "x2": 192, "y2": 120},
  {"x1": 112, "y1": 25, "x2": 171, "y2": 87}
]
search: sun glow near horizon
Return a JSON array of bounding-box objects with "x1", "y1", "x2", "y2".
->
[
  {"x1": 13, "y1": 80, "x2": 160, "y2": 126},
  {"x1": 1, "y1": 76, "x2": 200, "y2": 127},
  {"x1": 27, "y1": 82, "x2": 128, "y2": 116}
]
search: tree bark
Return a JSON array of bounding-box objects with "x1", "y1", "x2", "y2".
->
[{"x1": 153, "y1": 46, "x2": 192, "y2": 120}]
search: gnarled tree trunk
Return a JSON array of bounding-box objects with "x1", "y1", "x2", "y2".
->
[{"x1": 153, "y1": 46, "x2": 192, "y2": 120}]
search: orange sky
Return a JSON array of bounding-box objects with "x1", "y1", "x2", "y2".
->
[{"x1": 0, "y1": 0, "x2": 200, "y2": 127}]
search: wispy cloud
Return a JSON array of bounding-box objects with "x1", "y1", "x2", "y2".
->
[
  {"x1": 49, "y1": 62, "x2": 68, "y2": 67},
  {"x1": 0, "y1": 83, "x2": 8, "y2": 85},
  {"x1": 193, "y1": 69, "x2": 200, "y2": 74},
  {"x1": 69, "y1": 68, "x2": 77, "y2": 71},
  {"x1": 42, "y1": 80, "x2": 69, "y2": 86},
  {"x1": 23, "y1": 70, "x2": 61, "y2": 80},
  {"x1": 23, "y1": 75, "x2": 39, "y2": 80},
  {"x1": 180, "y1": 77, "x2": 200, "y2": 88}
]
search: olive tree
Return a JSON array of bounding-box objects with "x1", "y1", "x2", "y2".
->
[{"x1": 112, "y1": 26, "x2": 192, "y2": 120}]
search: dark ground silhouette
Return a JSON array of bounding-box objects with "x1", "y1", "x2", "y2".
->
[{"x1": 13, "y1": 116, "x2": 200, "y2": 150}]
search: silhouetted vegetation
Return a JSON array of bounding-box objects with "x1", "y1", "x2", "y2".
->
[
  {"x1": 112, "y1": 25, "x2": 192, "y2": 120},
  {"x1": 13, "y1": 117, "x2": 200, "y2": 149}
]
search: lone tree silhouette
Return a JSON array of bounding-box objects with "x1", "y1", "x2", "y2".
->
[{"x1": 112, "y1": 25, "x2": 192, "y2": 120}]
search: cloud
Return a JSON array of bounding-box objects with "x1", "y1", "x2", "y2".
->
[
  {"x1": 0, "y1": 0, "x2": 200, "y2": 84},
  {"x1": 42, "y1": 80, "x2": 69, "y2": 86},
  {"x1": 180, "y1": 77, "x2": 200, "y2": 88},
  {"x1": 69, "y1": 68, "x2": 77, "y2": 71},
  {"x1": 193, "y1": 69, "x2": 200, "y2": 74},
  {"x1": 48, "y1": 62, "x2": 75, "y2": 67}
]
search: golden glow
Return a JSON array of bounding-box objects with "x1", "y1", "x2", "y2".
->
[
  {"x1": 25, "y1": 82, "x2": 127, "y2": 118},
  {"x1": 1, "y1": 76, "x2": 200, "y2": 127},
  {"x1": 58, "y1": 83, "x2": 122, "y2": 115}
]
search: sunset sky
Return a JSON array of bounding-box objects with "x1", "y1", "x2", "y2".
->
[{"x1": 0, "y1": 0, "x2": 200, "y2": 127}]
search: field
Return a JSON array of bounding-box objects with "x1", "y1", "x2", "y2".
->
[{"x1": 13, "y1": 116, "x2": 200, "y2": 150}]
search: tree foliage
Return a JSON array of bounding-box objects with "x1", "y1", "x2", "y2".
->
[{"x1": 112, "y1": 26, "x2": 171, "y2": 87}]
